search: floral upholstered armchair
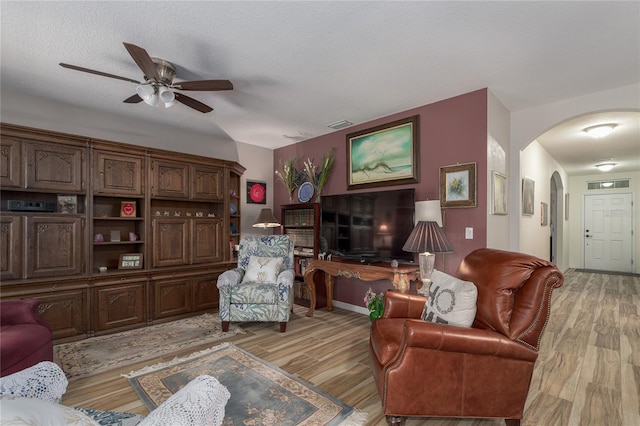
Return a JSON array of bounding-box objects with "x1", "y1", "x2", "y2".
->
[{"x1": 217, "y1": 235, "x2": 295, "y2": 332}]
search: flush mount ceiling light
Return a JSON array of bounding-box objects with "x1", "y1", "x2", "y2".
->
[
  {"x1": 595, "y1": 162, "x2": 616, "y2": 172},
  {"x1": 583, "y1": 123, "x2": 617, "y2": 138}
]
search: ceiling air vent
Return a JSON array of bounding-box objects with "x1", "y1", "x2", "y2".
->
[
  {"x1": 326, "y1": 120, "x2": 354, "y2": 130},
  {"x1": 587, "y1": 179, "x2": 630, "y2": 190}
]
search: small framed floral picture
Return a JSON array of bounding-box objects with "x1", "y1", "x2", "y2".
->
[
  {"x1": 439, "y1": 162, "x2": 477, "y2": 208},
  {"x1": 120, "y1": 201, "x2": 137, "y2": 217}
]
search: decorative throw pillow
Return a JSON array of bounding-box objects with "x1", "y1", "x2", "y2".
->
[
  {"x1": 421, "y1": 270, "x2": 477, "y2": 327},
  {"x1": 0, "y1": 396, "x2": 99, "y2": 425},
  {"x1": 242, "y1": 256, "x2": 283, "y2": 284}
]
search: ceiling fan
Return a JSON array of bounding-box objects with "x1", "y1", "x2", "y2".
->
[{"x1": 60, "y1": 42, "x2": 233, "y2": 113}]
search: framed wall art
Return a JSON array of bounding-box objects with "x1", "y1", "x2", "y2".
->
[
  {"x1": 118, "y1": 253, "x2": 143, "y2": 269},
  {"x1": 565, "y1": 193, "x2": 570, "y2": 220},
  {"x1": 439, "y1": 162, "x2": 477, "y2": 208},
  {"x1": 246, "y1": 180, "x2": 267, "y2": 204},
  {"x1": 540, "y1": 202, "x2": 548, "y2": 226},
  {"x1": 346, "y1": 115, "x2": 419, "y2": 190},
  {"x1": 491, "y1": 171, "x2": 507, "y2": 215},
  {"x1": 120, "y1": 201, "x2": 137, "y2": 217},
  {"x1": 522, "y1": 176, "x2": 535, "y2": 216},
  {"x1": 57, "y1": 195, "x2": 77, "y2": 214}
]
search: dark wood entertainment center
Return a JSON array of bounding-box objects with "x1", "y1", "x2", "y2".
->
[{"x1": 0, "y1": 123, "x2": 244, "y2": 343}]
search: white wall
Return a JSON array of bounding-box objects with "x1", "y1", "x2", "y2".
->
[
  {"x1": 520, "y1": 141, "x2": 569, "y2": 265},
  {"x1": 486, "y1": 90, "x2": 510, "y2": 249},
  {"x1": 510, "y1": 83, "x2": 640, "y2": 254},
  {"x1": 568, "y1": 171, "x2": 639, "y2": 271},
  {"x1": 1, "y1": 90, "x2": 239, "y2": 161},
  {"x1": 235, "y1": 141, "x2": 275, "y2": 237}
]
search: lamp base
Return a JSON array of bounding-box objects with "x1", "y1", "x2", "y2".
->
[{"x1": 418, "y1": 252, "x2": 435, "y2": 296}]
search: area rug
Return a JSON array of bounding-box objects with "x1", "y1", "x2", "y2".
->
[
  {"x1": 124, "y1": 342, "x2": 367, "y2": 426},
  {"x1": 55, "y1": 313, "x2": 245, "y2": 379}
]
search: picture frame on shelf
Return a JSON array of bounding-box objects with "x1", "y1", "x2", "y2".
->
[
  {"x1": 491, "y1": 171, "x2": 507, "y2": 215},
  {"x1": 118, "y1": 253, "x2": 143, "y2": 269},
  {"x1": 57, "y1": 195, "x2": 77, "y2": 214},
  {"x1": 120, "y1": 201, "x2": 137, "y2": 217},
  {"x1": 522, "y1": 176, "x2": 535, "y2": 216},
  {"x1": 346, "y1": 115, "x2": 419, "y2": 190},
  {"x1": 246, "y1": 180, "x2": 267, "y2": 204},
  {"x1": 439, "y1": 162, "x2": 477, "y2": 208}
]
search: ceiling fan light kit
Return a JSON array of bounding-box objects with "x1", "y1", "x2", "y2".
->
[
  {"x1": 60, "y1": 42, "x2": 233, "y2": 113},
  {"x1": 584, "y1": 123, "x2": 617, "y2": 138}
]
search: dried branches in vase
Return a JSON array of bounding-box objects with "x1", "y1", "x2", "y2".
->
[
  {"x1": 275, "y1": 157, "x2": 301, "y2": 203},
  {"x1": 302, "y1": 148, "x2": 335, "y2": 202}
]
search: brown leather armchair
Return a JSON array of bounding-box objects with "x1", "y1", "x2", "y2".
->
[{"x1": 369, "y1": 248, "x2": 563, "y2": 426}]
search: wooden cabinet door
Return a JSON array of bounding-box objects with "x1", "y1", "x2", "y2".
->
[
  {"x1": 152, "y1": 217, "x2": 189, "y2": 267},
  {"x1": 0, "y1": 215, "x2": 23, "y2": 280},
  {"x1": 191, "y1": 219, "x2": 223, "y2": 264},
  {"x1": 0, "y1": 137, "x2": 23, "y2": 188},
  {"x1": 153, "y1": 276, "x2": 191, "y2": 319},
  {"x1": 35, "y1": 288, "x2": 89, "y2": 341},
  {"x1": 26, "y1": 216, "x2": 83, "y2": 278},
  {"x1": 93, "y1": 279, "x2": 146, "y2": 331},
  {"x1": 151, "y1": 160, "x2": 189, "y2": 198},
  {"x1": 193, "y1": 274, "x2": 219, "y2": 311},
  {"x1": 25, "y1": 142, "x2": 85, "y2": 192},
  {"x1": 192, "y1": 165, "x2": 223, "y2": 201},
  {"x1": 94, "y1": 150, "x2": 144, "y2": 196}
]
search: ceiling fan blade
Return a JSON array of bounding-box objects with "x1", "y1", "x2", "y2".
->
[
  {"x1": 174, "y1": 93, "x2": 213, "y2": 113},
  {"x1": 59, "y1": 63, "x2": 140, "y2": 84},
  {"x1": 123, "y1": 42, "x2": 159, "y2": 80},
  {"x1": 123, "y1": 94, "x2": 143, "y2": 103},
  {"x1": 173, "y1": 79, "x2": 233, "y2": 91}
]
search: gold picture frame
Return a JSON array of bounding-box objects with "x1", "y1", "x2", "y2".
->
[
  {"x1": 439, "y1": 162, "x2": 477, "y2": 208},
  {"x1": 346, "y1": 115, "x2": 419, "y2": 190}
]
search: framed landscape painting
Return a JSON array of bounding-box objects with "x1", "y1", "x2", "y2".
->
[
  {"x1": 522, "y1": 176, "x2": 535, "y2": 216},
  {"x1": 439, "y1": 162, "x2": 477, "y2": 208},
  {"x1": 491, "y1": 171, "x2": 507, "y2": 215},
  {"x1": 346, "y1": 115, "x2": 419, "y2": 190}
]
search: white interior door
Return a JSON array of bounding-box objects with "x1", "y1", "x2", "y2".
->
[{"x1": 584, "y1": 193, "x2": 633, "y2": 272}]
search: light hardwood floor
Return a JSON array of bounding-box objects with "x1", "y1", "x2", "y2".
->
[{"x1": 62, "y1": 270, "x2": 639, "y2": 425}]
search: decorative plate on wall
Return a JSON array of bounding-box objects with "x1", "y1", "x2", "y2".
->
[
  {"x1": 230, "y1": 202, "x2": 238, "y2": 214},
  {"x1": 298, "y1": 182, "x2": 314, "y2": 203}
]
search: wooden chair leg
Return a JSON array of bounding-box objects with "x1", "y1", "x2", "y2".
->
[
  {"x1": 221, "y1": 321, "x2": 229, "y2": 332},
  {"x1": 505, "y1": 419, "x2": 521, "y2": 426},
  {"x1": 279, "y1": 322, "x2": 287, "y2": 332},
  {"x1": 386, "y1": 415, "x2": 405, "y2": 425}
]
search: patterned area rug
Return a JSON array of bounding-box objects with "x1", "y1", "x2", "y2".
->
[
  {"x1": 125, "y1": 343, "x2": 367, "y2": 426},
  {"x1": 55, "y1": 314, "x2": 245, "y2": 379}
]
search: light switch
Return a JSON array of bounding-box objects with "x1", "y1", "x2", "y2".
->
[{"x1": 465, "y1": 227, "x2": 473, "y2": 239}]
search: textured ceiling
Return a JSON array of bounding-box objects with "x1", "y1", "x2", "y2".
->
[{"x1": 1, "y1": 1, "x2": 638, "y2": 175}]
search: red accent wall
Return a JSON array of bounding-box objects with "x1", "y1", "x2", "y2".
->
[{"x1": 274, "y1": 89, "x2": 488, "y2": 307}]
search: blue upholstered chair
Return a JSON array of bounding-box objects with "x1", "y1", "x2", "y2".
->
[{"x1": 217, "y1": 235, "x2": 295, "y2": 332}]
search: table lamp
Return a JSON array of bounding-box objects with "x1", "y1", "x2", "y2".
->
[
  {"x1": 402, "y1": 200, "x2": 453, "y2": 295},
  {"x1": 252, "y1": 208, "x2": 280, "y2": 234}
]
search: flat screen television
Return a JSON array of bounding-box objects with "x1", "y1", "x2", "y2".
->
[{"x1": 320, "y1": 188, "x2": 415, "y2": 263}]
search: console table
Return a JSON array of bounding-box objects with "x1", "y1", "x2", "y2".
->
[{"x1": 302, "y1": 259, "x2": 421, "y2": 317}]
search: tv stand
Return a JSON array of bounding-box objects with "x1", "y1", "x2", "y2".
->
[{"x1": 302, "y1": 259, "x2": 421, "y2": 317}]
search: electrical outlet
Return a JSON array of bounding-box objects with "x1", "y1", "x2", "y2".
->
[{"x1": 465, "y1": 227, "x2": 473, "y2": 239}]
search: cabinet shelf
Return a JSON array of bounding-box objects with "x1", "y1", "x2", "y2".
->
[
  {"x1": 94, "y1": 217, "x2": 144, "y2": 221},
  {"x1": 93, "y1": 241, "x2": 145, "y2": 246}
]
